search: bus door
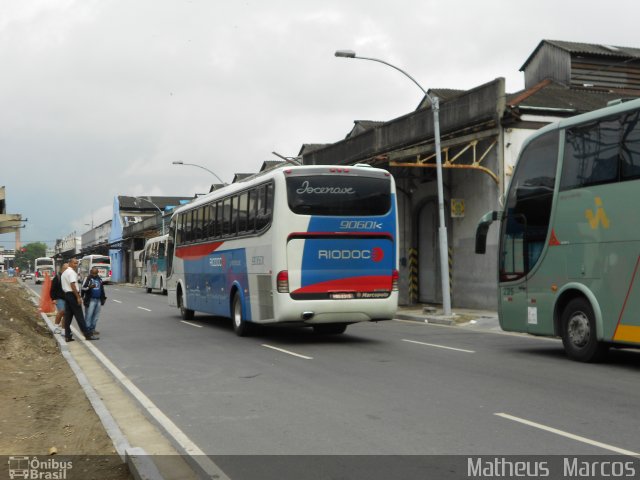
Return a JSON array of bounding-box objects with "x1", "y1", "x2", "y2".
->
[{"x1": 498, "y1": 212, "x2": 530, "y2": 332}]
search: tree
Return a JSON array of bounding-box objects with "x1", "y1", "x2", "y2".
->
[{"x1": 14, "y1": 242, "x2": 48, "y2": 272}]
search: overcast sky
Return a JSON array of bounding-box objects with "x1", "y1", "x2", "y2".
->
[{"x1": 1, "y1": 0, "x2": 639, "y2": 249}]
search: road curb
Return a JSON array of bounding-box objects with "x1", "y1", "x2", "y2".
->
[
  {"x1": 396, "y1": 313, "x2": 455, "y2": 325},
  {"x1": 25, "y1": 282, "x2": 165, "y2": 480}
]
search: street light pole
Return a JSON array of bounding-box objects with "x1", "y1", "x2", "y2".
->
[
  {"x1": 172, "y1": 161, "x2": 226, "y2": 185},
  {"x1": 133, "y1": 197, "x2": 165, "y2": 236},
  {"x1": 335, "y1": 49, "x2": 452, "y2": 316}
]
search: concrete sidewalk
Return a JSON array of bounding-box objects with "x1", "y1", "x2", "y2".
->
[{"x1": 396, "y1": 304, "x2": 501, "y2": 332}]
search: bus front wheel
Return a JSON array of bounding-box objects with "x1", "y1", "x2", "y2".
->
[
  {"x1": 232, "y1": 294, "x2": 252, "y2": 337},
  {"x1": 178, "y1": 291, "x2": 194, "y2": 320},
  {"x1": 561, "y1": 297, "x2": 608, "y2": 362}
]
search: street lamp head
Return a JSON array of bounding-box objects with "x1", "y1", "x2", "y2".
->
[
  {"x1": 335, "y1": 50, "x2": 356, "y2": 58},
  {"x1": 172, "y1": 161, "x2": 184, "y2": 165}
]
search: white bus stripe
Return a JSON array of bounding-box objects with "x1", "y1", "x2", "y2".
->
[
  {"x1": 180, "y1": 321, "x2": 202, "y2": 328},
  {"x1": 402, "y1": 338, "x2": 475, "y2": 353},
  {"x1": 495, "y1": 412, "x2": 639, "y2": 456},
  {"x1": 261, "y1": 344, "x2": 313, "y2": 360}
]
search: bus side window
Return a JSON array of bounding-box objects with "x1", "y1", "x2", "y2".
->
[
  {"x1": 222, "y1": 198, "x2": 231, "y2": 236},
  {"x1": 230, "y1": 196, "x2": 238, "y2": 237},
  {"x1": 256, "y1": 184, "x2": 273, "y2": 231},
  {"x1": 237, "y1": 192, "x2": 248, "y2": 234},
  {"x1": 621, "y1": 110, "x2": 640, "y2": 180},
  {"x1": 158, "y1": 241, "x2": 165, "y2": 259},
  {"x1": 248, "y1": 189, "x2": 257, "y2": 233},
  {"x1": 561, "y1": 116, "x2": 621, "y2": 190}
]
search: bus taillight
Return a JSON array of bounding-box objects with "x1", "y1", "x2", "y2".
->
[
  {"x1": 109, "y1": 269, "x2": 112, "y2": 278},
  {"x1": 391, "y1": 269, "x2": 399, "y2": 291},
  {"x1": 277, "y1": 270, "x2": 289, "y2": 293}
]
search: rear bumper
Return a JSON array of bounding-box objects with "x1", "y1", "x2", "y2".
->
[{"x1": 265, "y1": 292, "x2": 398, "y2": 325}]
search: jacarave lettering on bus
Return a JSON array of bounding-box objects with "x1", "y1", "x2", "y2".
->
[{"x1": 296, "y1": 181, "x2": 355, "y2": 195}]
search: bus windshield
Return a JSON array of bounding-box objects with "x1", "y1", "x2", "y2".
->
[{"x1": 286, "y1": 175, "x2": 390, "y2": 216}]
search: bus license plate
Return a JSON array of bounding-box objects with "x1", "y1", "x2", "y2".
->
[{"x1": 331, "y1": 293, "x2": 354, "y2": 299}]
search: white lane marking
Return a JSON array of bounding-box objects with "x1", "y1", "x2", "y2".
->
[
  {"x1": 495, "y1": 413, "x2": 640, "y2": 456},
  {"x1": 78, "y1": 338, "x2": 230, "y2": 479},
  {"x1": 261, "y1": 344, "x2": 313, "y2": 360},
  {"x1": 180, "y1": 321, "x2": 202, "y2": 328},
  {"x1": 113, "y1": 299, "x2": 122, "y2": 304},
  {"x1": 137, "y1": 306, "x2": 152, "y2": 312},
  {"x1": 402, "y1": 338, "x2": 475, "y2": 353},
  {"x1": 393, "y1": 318, "x2": 559, "y2": 341}
]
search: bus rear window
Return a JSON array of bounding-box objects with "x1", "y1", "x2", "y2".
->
[
  {"x1": 94, "y1": 256, "x2": 110, "y2": 264},
  {"x1": 286, "y1": 175, "x2": 390, "y2": 216}
]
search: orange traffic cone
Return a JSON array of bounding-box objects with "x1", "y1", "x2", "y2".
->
[{"x1": 39, "y1": 272, "x2": 56, "y2": 314}]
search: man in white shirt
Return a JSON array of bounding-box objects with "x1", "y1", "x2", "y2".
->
[{"x1": 61, "y1": 258, "x2": 95, "y2": 341}]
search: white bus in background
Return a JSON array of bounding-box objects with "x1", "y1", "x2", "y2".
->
[
  {"x1": 141, "y1": 234, "x2": 168, "y2": 294},
  {"x1": 167, "y1": 164, "x2": 399, "y2": 336},
  {"x1": 78, "y1": 254, "x2": 112, "y2": 284},
  {"x1": 34, "y1": 257, "x2": 55, "y2": 284}
]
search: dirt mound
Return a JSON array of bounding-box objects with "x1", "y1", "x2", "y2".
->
[{"x1": 0, "y1": 279, "x2": 131, "y2": 479}]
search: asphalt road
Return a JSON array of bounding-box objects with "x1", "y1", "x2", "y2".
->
[{"x1": 32, "y1": 283, "x2": 640, "y2": 476}]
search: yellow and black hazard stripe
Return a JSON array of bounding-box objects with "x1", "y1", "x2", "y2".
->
[{"x1": 409, "y1": 248, "x2": 418, "y2": 304}]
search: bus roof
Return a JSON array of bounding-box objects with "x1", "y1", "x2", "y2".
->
[
  {"x1": 171, "y1": 164, "x2": 392, "y2": 216},
  {"x1": 525, "y1": 97, "x2": 640, "y2": 145}
]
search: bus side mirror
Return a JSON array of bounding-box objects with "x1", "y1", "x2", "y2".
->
[{"x1": 475, "y1": 210, "x2": 500, "y2": 254}]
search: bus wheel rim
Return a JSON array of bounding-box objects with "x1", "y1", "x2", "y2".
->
[{"x1": 567, "y1": 311, "x2": 590, "y2": 348}]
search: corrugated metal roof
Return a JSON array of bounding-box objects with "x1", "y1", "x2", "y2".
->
[
  {"x1": 506, "y1": 79, "x2": 635, "y2": 114},
  {"x1": 118, "y1": 195, "x2": 193, "y2": 211},
  {"x1": 346, "y1": 120, "x2": 385, "y2": 138},
  {"x1": 521, "y1": 39, "x2": 640, "y2": 71}
]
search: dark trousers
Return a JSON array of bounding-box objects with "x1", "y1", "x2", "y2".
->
[{"x1": 64, "y1": 292, "x2": 89, "y2": 339}]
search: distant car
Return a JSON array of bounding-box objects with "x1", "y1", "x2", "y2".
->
[{"x1": 22, "y1": 272, "x2": 33, "y2": 280}]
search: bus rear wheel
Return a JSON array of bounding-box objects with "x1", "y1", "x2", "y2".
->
[
  {"x1": 313, "y1": 323, "x2": 347, "y2": 335},
  {"x1": 178, "y1": 291, "x2": 194, "y2": 320},
  {"x1": 561, "y1": 297, "x2": 608, "y2": 362},
  {"x1": 232, "y1": 294, "x2": 252, "y2": 337}
]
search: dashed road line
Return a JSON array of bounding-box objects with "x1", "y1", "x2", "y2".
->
[
  {"x1": 137, "y1": 306, "x2": 152, "y2": 312},
  {"x1": 402, "y1": 338, "x2": 475, "y2": 353},
  {"x1": 113, "y1": 299, "x2": 122, "y2": 304},
  {"x1": 180, "y1": 321, "x2": 202, "y2": 328},
  {"x1": 261, "y1": 344, "x2": 313, "y2": 360},
  {"x1": 495, "y1": 412, "x2": 639, "y2": 456}
]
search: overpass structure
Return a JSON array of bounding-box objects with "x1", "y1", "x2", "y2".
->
[{"x1": 0, "y1": 186, "x2": 25, "y2": 249}]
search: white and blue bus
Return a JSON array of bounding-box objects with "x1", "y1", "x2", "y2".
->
[
  {"x1": 166, "y1": 164, "x2": 399, "y2": 336},
  {"x1": 141, "y1": 234, "x2": 168, "y2": 294},
  {"x1": 34, "y1": 257, "x2": 55, "y2": 284}
]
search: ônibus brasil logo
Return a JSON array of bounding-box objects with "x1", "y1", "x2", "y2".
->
[{"x1": 318, "y1": 247, "x2": 384, "y2": 262}]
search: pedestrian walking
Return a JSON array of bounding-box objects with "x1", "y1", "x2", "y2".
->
[
  {"x1": 49, "y1": 263, "x2": 68, "y2": 334},
  {"x1": 61, "y1": 258, "x2": 95, "y2": 341},
  {"x1": 81, "y1": 267, "x2": 106, "y2": 338}
]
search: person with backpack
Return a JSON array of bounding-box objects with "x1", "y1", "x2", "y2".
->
[
  {"x1": 49, "y1": 263, "x2": 68, "y2": 334},
  {"x1": 81, "y1": 267, "x2": 107, "y2": 339}
]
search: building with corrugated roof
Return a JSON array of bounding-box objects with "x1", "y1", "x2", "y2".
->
[{"x1": 303, "y1": 39, "x2": 640, "y2": 309}]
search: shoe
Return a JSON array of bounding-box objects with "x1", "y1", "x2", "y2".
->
[
  {"x1": 65, "y1": 337, "x2": 75, "y2": 342},
  {"x1": 54, "y1": 327, "x2": 61, "y2": 334},
  {"x1": 92, "y1": 330, "x2": 100, "y2": 335},
  {"x1": 85, "y1": 335, "x2": 99, "y2": 341}
]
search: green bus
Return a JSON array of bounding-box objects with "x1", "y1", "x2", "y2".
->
[{"x1": 476, "y1": 97, "x2": 640, "y2": 362}]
